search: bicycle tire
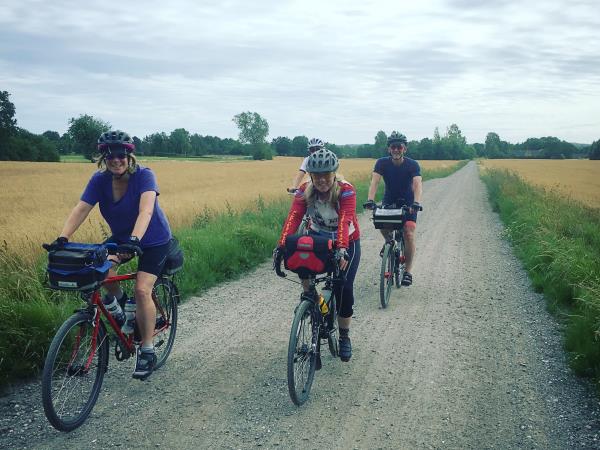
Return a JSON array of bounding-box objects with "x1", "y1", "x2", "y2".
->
[
  {"x1": 287, "y1": 300, "x2": 317, "y2": 406},
  {"x1": 42, "y1": 311, "x2": 109, "y2": 432},
  {"x1": 379, "y1": 243, "x2": 394, "y2": 308},
  {"x1": 395, "y1": 236, "x2": 406, "y2": 289},
  {"x1": 326, "y1": 295, "x2": 338, "y2": 357},
  {"x1": 152, "y1": 278, "x2": 179, "y2": 369}
]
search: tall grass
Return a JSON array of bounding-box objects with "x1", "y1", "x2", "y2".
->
[
  {"x1": 0, "y1": 161, "x2": 467, "y2": 389},
  {"x1": 481, "y1": 169, "x2": 600, "y2": 379}
]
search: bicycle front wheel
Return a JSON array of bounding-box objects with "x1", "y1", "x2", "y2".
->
[
  {"x1": 152, "y1": 278, "x2": 179, "y2": 369},
  {"x1": 287, "y1": 300, "x2": 318, "y2": 406},
  {"x1": 380, "y1": 243, "x2": 394, "y2": 308},
  {"x1": 395, "y1": 237, "x2": 406, "y2": 289},
  {"x1": 41, "y1": 312, "x2": 109, "y2": 432}
]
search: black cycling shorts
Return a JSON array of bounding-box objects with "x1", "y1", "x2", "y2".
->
[{"x1": 105, "y1": 237, "x2": 170, "y2": 277}]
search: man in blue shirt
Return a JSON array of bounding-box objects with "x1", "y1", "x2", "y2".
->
[{"x1": 364, "y1": 131, "x2": 422, "y2": 286}]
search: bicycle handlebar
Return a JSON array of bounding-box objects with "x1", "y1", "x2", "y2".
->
[{"x1": 41, "y1": 241, "x2": 143, "y2": 257}]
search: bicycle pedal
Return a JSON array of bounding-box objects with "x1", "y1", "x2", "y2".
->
[{"x1": 114, "y1": 341, "x2": 133, "y2": 361}]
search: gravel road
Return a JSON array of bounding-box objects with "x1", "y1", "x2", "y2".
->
[{"x1": 1, "y1": 161, "x2": 599, "y2": 449}]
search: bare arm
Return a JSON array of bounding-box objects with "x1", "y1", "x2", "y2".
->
[
  {"x1": 412, "y1": 175, "x2": 423, "y2": 203},
  {"x1": 131, "y1": 191, "x2": 157, "y2": 240},
  {"x1": 367, "y1": 172, "x2": 382, "y2": 201},
  {"x1": 59, "y1": 201, "x2": 94, "y2": 239}
]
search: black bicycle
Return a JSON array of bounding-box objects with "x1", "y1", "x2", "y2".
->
[
  {"x1": 366, "y1": 203, "x2": 422, "y2": 308},
  {"x1": 274, "y1": 252, "x2": 342, "y2": 406}
]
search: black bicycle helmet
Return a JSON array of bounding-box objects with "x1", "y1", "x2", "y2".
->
[
  {"x1": 387, "y1": 131, "x2": 407, "y2": 146},
  {"x1": 97, "y1": 130, "x2": 135, "y2": 153},
  {"x1": 306, "y1": 148, "x2": 339, "y2": 173}
]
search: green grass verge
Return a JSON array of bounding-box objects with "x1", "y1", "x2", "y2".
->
[
  {"x1": 0, "y1": 160, "x2": 467, "y2": 389},
  {"x1": 481, "y1": 168, "x2": 600, "y2": 380}
]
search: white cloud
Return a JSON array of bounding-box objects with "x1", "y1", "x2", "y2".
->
[{"x1": 1, "y1": 0, "x2": 599, "y2": 144}]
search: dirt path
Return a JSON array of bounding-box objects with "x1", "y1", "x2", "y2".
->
[{"x1": 2, "y1": 161, "x2": 599, "y2": 449}]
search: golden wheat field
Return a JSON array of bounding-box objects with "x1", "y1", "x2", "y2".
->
[
  {"x1": 0, "y1": 157, "x2": 455, "y2": 259},
  {"x1": 479, "y1": 159, "x2": 600, "y2": 209}
]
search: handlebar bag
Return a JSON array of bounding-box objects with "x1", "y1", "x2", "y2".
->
[
  {"x1": 284, "y1": 235, "x2": 333, "y2": 276},
  {"x1": 373, "y1": 207, "x2": 406, "y2": 229},
  {"x1": 47, "y1": 243, "x2": 112, "y2": 291}
]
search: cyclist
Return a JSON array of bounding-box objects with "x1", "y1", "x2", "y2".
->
[
  {"x1": 276, "y1": 148, "x2": 361, "y2": 363},
  {"x1": 363, "y1": 131, "x2": 422, "y2": 286},
  {"x1": 46, "y1": 130, "x2": 173, "y2": 380},
  {"x1": 287, "y1": 137, "x2": 325, "y2": 193}
]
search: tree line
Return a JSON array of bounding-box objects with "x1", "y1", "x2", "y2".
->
[{"x1": 2, "y1": 90, "x2": 599, "y2": 162}]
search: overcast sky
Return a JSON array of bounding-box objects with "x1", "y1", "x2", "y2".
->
[{"x1": 1, "y1": 0, "x2": 599, "y2": 145}]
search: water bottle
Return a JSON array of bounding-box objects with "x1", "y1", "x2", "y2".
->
[
  {"x1": 102, "y1": 295, "x2": 125, "y2": 326},
  {"x1": 318, "y1": 292, "x2": 329, "y2": 315},
  {"x1": 121, "y1": 297, "x2": 136, "y2": 335}
]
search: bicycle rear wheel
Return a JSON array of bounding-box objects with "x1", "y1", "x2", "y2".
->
[
  {"x1": 380, "y1": 243, "x2": 394, "y2": 308},
  {"x1": 152, "y1": 278, "x2": 179, "y2": 369},
  {"x1": 42, "y1": 311, "x2": 109, "y2": 432},
  {"x1": 287, "y1": 300, "x2": 318, "y2": 406}
]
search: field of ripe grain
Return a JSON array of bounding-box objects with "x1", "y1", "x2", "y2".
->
[
  {"x1": 479, "y1": 159, "x2": 600, "y2": 209},
  {"x1": 0, "y1": 157, "x2": 456, "y2": 258}
]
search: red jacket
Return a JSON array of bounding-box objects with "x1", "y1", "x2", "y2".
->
[{"x1": 278, "y1": 180, "x2": 360, "y2": 249}]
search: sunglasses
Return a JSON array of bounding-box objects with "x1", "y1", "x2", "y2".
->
[
  {"x1": 389, "y1": 145, "x2": 404, "y2": 150},
  {"x1": 106, "y1": 153, "x2": 128, "y2": 160}
]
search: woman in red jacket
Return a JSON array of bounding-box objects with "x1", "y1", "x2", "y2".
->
[{"x1": 277, "y1": 148, "x2": 361, "y2": 362}]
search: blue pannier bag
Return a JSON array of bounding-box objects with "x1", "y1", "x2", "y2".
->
[{"x1": 47, "y1": 243, "x2": 112, "y2": 291}]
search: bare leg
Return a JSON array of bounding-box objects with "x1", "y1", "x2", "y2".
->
[
  {"x1": 134, "y1": 271, "x2": 158, "y2": 348},
  {"x1": 403, "y1": 226, "x2": 416, "y2": 273}
]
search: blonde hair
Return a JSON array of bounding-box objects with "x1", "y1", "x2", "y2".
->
[
  {"x1": 304, "y1": 173, "x2": 345, "y2": 208},
  {"x1": 95, "y1": 153, "x2": 138, "y2": 174}
]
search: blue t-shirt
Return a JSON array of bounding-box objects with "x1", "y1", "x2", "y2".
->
[
  {"x1": 373, "y1": 157, "x2": 421, "y2": 205},
  {"x1": 81, "y1": 166, "x2": 172, "y2": 248}
]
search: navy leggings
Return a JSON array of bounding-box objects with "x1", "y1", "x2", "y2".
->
[{"x1": 334, "y1": 239, "x2": 361, "y2": 318}]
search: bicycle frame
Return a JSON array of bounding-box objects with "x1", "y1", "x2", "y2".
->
[{"x1": 77, "y1": 271, "x2": 173, "y2": 363}]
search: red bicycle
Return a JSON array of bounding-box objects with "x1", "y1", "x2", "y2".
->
[{"x1": 40, "y1": 241, "x2": 181, "y2": 432}]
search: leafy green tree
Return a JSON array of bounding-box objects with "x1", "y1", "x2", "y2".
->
[
  {"x1": 0, "y1": 91, "x2": 17, "y2": 150},
  {"x1": 271, "y1": 136, "x2": 293, "y2": 156},
  {"x1": 232, "y1": 111, "x2": 269, "y2": 145},
  {"x1": 58, "y1": 133, "x2": 73, "y2": 154},
  {"x1": 132, "y1": 136, "x2": 142, "y2": 154},
  {"x1": 169, "y1": 128, "x2": 191, "y2": 156},
  {"x1": 589, "y1": 139, "x2": 600, "y2": 160},
  {"x1": 3, "y1": 129, "x2": 59, "y2": 162},
  {"x1": 291, "y1": 136, "x2": 309, "y2": 156},
  {"x1": 251, "y1": 143, "x2": 273, "y2": 160},
  {"x1": 472, "y1": 143, "x2": 485, "y2": 157},
  {"x1": 485, "y1": 132, "x2": 502, "y2": 158},
  {"x1": 42, "y1": 130, "x2": 60, "y2": 142},
  {"x1": 144, "y1": 132, "x2": 169, "y2": 156},
  {"x1": 374, "y1": 130, "x2": 387, "y2": 153},
  {"x1": 68, "y1": 114, "x2": 110, "y2": 160},
  {"x1": 190, "y1": 133, "x2": 208, "y2": 156}
]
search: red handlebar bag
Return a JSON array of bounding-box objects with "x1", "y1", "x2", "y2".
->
[{"x1": 284, "y1": 235, "x2": 333, "y2": 277}]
